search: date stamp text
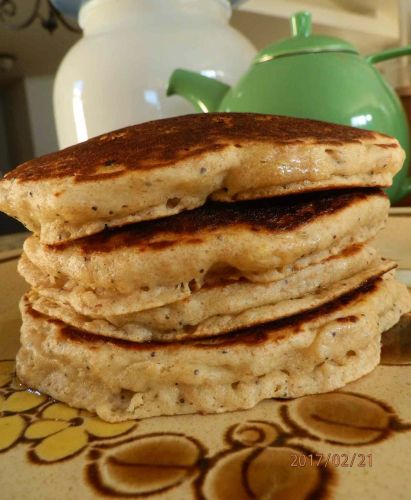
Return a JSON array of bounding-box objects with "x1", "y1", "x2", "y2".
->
[{"x1": 291, "y1": 453, "x2": 373, "y2": 468}]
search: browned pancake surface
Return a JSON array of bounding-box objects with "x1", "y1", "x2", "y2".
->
[
  {"x1": 49, "y1": 189, "x2": 385, "y2": 253},
  {"x1": 32, "y1": 275, "x2": 380, "y2": 350},
  {"x1": 5, "y1": 113, "x2": 394, "y2": 183}
]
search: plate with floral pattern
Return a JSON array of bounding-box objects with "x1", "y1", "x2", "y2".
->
[{"x1": 1, "y1": 251, "x2": 411, "y2": 499}]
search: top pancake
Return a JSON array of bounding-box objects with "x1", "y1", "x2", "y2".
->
[{"x1": 0, "y1": 113, "x2": 403, "y2": 244}]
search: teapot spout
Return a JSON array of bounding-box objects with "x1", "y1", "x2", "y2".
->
[{"x1": 167, "y1": 69, "x2": 230, "y2": 113}]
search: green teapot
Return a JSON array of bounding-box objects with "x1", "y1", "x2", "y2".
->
[{"x1": 168, "y1": 11, "x2": 411, "y2": 204}]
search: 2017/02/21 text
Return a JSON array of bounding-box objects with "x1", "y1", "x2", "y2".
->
[{"x1": 291, "y1": 453, "x2": 373, "y2": 467}]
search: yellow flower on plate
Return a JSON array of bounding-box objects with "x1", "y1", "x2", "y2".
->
[
  {"x1": 25, "y1": 403, "x2": 136, "y2": 462},
  {"x1": 0, "y1": 393, "x2": 27, "y2": 452},
  {"x1": 0, "y1": 386, "x2": 47, "y2": 452},
  {"x1": 1, "y1": 390, "x2": 47, "y2": 413}
]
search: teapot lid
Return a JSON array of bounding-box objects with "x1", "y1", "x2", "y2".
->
[{"x1": 254, "y1": 11, "x2": 358, "y2": 63}]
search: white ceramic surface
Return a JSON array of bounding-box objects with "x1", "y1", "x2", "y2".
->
[{"x1": 53, "y1": 0, "x2": 256, "y2": 148}]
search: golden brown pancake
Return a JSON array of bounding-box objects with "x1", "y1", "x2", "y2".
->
[
  {"x1": 27, "y1": 248, "x2": 394, "y2": 342},
  {"x1": 17, "y1": 272, "x2": 411, "y2": 421},
  {"x1": 0, "y1": 113, "x2": 403, "y2": 244},
  {"x1": 20, "y1": 189, "x2": 389, "y2": 315}
]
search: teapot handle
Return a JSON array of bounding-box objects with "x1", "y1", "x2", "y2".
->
[{"x1": 366, "y1": 46, "x2": 411, "y2": 65}]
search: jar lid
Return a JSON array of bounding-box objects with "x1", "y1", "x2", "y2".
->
[
  {"x1": 254, "y1": 11, "x2": 358, "y2": 64},
  {"x1": 52, "y1": 0, "x2": 235, "y2": 19}
]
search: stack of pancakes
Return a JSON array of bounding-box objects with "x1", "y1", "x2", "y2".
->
[{"x1": 1, "y1": 113, "x2": 410, "y2": 422}]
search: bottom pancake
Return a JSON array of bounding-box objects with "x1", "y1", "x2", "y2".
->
[{"x1": 17, "y1": 272, "x2": 411, "y2": 422}]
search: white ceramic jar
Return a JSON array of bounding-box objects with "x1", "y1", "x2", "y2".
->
[{"x1": 53, "y1": 0, "x2": 256, "y2": 148}]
